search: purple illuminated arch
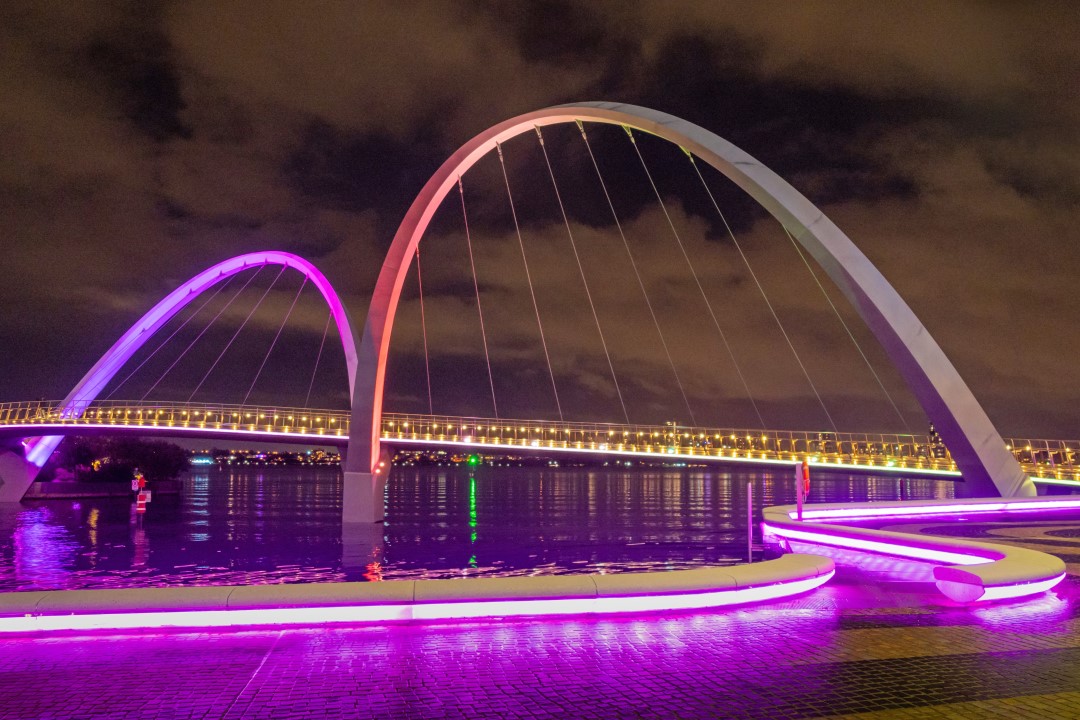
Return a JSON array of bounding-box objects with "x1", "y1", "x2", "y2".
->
[
  {"x1": 347, "y1": 101, "x2": 1033, "y2": 499},
  {"x1": 26, "y1": 251, "x2": 359, "y2": 466}
]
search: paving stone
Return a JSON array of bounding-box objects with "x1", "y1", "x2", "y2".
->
[{"x1": 3, "y1": 523, "x2": 1080, "y2": 718}]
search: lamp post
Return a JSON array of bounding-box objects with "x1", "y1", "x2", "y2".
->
[{"x1": 664, "y1": 420, "x2": 678, "y2": 453}]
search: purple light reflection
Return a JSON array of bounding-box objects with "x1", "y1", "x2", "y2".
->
[{"x1": 12, "y1": 508, "x2": 77, "y2": 589}]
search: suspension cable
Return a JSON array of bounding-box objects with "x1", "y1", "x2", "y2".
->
[
  {"x1": 780, "y1": 224, "x2": 910, "y2": 431},
  {"x1": 686, "y1": 152, "x2": 839, "y2": 433},
  {"x1": 496, "y1": 140, "x2": 564, "y2": 421},
  {"x1": 624, "y1": 128, "x2": 766, "y2": 429},
  {"x1": 243, "y1": 276, "x2": 308, "y2": 406},
  {"x1": 458, "y1": 177, "x2": 499, "y2": 418},
  {"x1": 140, "y1": 267, "x2": 264, "y2": 401},
  {"x1": 189, "y1": 266, "x2": 288, "y2": 402},
  {"x1": 535, "y1": 126, "x2": 630, "y2": 424},
  {"x1": 304, "y1": 311, "x2": 332, "y2": 408},
  {"x1": 103, "y1": 272, "x2": 240, "y2": 401},
  {"x1": 576, "y1": 122, "x2": 696, "y2": 425},
  {"x1": 415, "y1": 247, "x2": 434, "y2": 415}
]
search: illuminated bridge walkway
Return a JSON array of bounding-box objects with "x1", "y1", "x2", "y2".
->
[{"x1": 3, "y1": 400, "x2": 1077, "y2": 486}]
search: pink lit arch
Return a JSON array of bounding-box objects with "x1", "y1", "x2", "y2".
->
[{"x1": 25, "y1": 251, "x2": 360, "y2": 466}]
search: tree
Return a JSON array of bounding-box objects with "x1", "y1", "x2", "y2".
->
[
  {"x1": 44, "y1": 436, "x2": 190, "y2": 482},
  {"x1": 111, "y1": 438, "x2": 190, "y2": 481}
]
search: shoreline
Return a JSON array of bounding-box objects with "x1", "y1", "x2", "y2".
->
[{"x1": 23, "y1": 479, "x2": 181, "y2": 499}]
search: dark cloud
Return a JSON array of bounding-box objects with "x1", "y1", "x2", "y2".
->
[
  {"x1": 284, "y1": 119, "x2": 444, "y2": 239},
  {"x1": 1, "y1": 1, "x2": 1078, "y2": 440},
  {"x1": 500, "y1": 0, "x2": 608, "y2": 67},
  {"x1": 86, "y1": 28, "x2": 192, "y2": 143}
]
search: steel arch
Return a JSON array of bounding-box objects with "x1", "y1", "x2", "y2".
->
[
  {"x1": 25, "y1": 251, "x2": 360, "y2": 466},
  {"x1": 349, "y1": 101, "x2": 1031, "y2": 498}
]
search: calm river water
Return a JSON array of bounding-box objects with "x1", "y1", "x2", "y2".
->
[{"x1": 0, "y1": 466, "x2": 956, "y2": 591}]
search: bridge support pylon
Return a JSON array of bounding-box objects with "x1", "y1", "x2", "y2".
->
[
  {"x1": 0, "y1": 442, "x2": 37, "y2": 503},
  {"x1": 341, "y1": 519, "x2": 385, "y2": 573},
  {"x1": 342, "y1": 471, "x2": 387, "y2": 524}
]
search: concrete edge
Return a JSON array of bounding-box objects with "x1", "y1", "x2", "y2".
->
[
  {"x1": 761, "y1": 500, "x2": 1069, "y2": 602},
  {"x1": 0, "y1": 554, "x2": 834, "y2": 619}
]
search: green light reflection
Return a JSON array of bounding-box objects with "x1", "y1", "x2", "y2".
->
[{"x1": 469, "y1": 475, "x2": 477, "y2": 566}]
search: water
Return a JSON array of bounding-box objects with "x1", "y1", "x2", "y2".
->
[{"x1": 0, "y1": 466, "x2": 956, "y2": 592}]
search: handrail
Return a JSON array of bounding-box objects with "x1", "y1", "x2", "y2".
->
[{"x1": 0, "y1": 400, "x2": 1075, "y2": 482}]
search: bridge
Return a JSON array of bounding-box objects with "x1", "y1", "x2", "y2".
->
[
  {"x1": 2, "y1": 400, "x2": 1077, "y2": 486},
  {"x1": 0, "y1": 101, "x2": 1062, "y2": 519}
]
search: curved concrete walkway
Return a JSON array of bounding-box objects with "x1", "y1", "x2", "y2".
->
[
  {"x1": 0, "y1": 553, "x2": 834, "y2": 634},
  {"x1": 762, "y1": 496, "x2": 1072, "y2": 602}
]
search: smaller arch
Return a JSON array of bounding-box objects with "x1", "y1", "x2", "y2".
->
[{"x1": 25, "y1": 251, "x2": 360, "y2": 466}]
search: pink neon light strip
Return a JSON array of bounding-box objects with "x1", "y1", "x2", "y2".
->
[
  {"x1": 762, "y1": 524, "x2": 989, "y2": 565},
  {"x1": 794, "y1": 498, "x2": 1080, "y2": 522},
  {"x1": 1031, "y1": 477, "x2": 1080, "y2": 487},
  {"x1": 979, "y1": 573, "x2": 1066, "y2": 601},
  {"x1": 0, "y1": 572, "x2": 832, "y2": 634}
]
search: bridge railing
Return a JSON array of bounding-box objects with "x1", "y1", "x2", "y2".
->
[
  {"x1": 377, "y1": 412, "x2": 959, "y2": 474},
  {"x1": 1, "y1": 401, "x2": 1076, "y2": 481},
  {"x1": 0, "y1": 400, "x2": 351, "y2": 440},
  {"x1": 1001, "y1": 436, "x2": 1080, "y2": 481}
]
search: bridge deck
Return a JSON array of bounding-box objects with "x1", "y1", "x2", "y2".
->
[{"x1": 1, "y1": 400, "x2": 1077, "y2": 484}]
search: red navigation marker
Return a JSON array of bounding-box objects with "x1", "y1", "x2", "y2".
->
[{"x1": 795, "y1": 459, "x2": 812, "y2": 521}]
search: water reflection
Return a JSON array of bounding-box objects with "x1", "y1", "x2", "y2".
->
[
  {"x1": 0, "y1": 466, "x2": 954, "y2": 591},
  {"x1": 12, "y1": 507, "x2": 78, "y2": 588}
]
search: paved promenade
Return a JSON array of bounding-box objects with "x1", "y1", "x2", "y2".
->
[{"x1": 3, "y1": 520, "x2": 1080, "y2": 719}]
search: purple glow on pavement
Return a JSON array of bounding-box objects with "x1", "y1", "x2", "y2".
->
[
  {"x1": 24, "y1": 252, "x2": 359, "y2": 466},
  {"x1": 0, "y1": 571, "x2": 833, "y2": 635}
]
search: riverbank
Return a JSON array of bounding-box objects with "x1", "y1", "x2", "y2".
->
[{"x1": 24, "y1": 479, "x2": 181, "y2": 499}]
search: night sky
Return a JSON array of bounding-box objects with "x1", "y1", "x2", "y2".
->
[{"x1": 2, "y1": 2, "x2": 1078, "y2": 439}]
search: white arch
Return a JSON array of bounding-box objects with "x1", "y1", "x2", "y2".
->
[{"x1": 348, "y1": 101, "x2": 1033, "y2": 500}]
